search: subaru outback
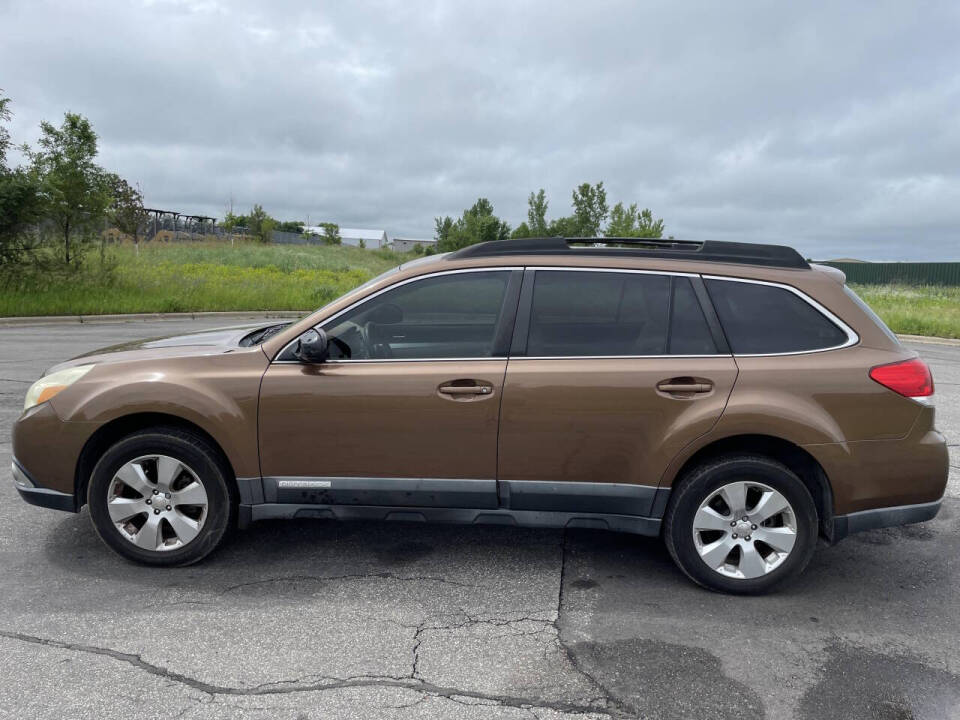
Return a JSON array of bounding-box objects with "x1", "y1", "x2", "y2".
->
[{"x1": 12, "y1": 238, "x2": 948, "y2": 593}]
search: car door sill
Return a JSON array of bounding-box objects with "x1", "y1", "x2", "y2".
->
[
  {"x1": 237, "y1": 502, "x2": 662, "y2": 536},
  {"x1": 254, "y1": 476, "x2": 662, "y2": 517}
]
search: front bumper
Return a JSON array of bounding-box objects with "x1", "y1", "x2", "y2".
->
[
  {"x1": 831, "y1": 496, "x2": 943, "y2": 542},
  {"x1": 11, "y1": 458, "x2": 77, "y2": 513}
]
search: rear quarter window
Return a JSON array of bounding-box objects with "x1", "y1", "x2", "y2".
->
[
  {"x1": 705, "y1": 278, "x2": 850, "y2": 354},
  {"x1": 842, "y1": 285, "x2": 900, "y2": 345}
]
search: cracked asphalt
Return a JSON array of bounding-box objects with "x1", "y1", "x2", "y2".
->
[{"x1": 0, "y1": 318, "x2": 958, "y2": 720}]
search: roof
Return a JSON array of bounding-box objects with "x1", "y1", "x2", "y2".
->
[
  {"x1": 340, "y1": 228, "x2": 386, "y2": 240},
  {"x1": 448, "y1": 238, "x2": 810, "y2": 270},
  {"x1": 393, "y1": 237, "x2": 436, "y2": 244},
  {"x1": 303, "y1": 226, "x2": 386, "y2": 240}
]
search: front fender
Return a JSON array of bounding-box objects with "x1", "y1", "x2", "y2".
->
[{"x1": 49, "y1": 349, "x2": 268, "y2": 479}]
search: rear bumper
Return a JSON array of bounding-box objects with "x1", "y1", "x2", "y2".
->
[
  {"x1": 11, "y1": 458, "x2": 77, "y2": 513},
  {"x1": 831, "y1": 496, "x2": 942, "y2": 542},
  {"x1": 805, "y1": 426, "x2": 949, "y2": 515}
]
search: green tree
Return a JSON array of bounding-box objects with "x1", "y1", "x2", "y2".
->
[
  {"x1": 605, "y1": 202, "x2": 665, "y2": 238},
  {"x1": 511, "y1": 188, "x2": 551, "y2": 239},
  {"x1": 108, "y1": 176, "x2": 148, "y2": 252},
  {"x1": 221, "y1": 210, "x2": 242, "y2": 235},
  {"x1": 435, "y1": 198, "x2": 510, "y2": 252},
  {"x1": 319, "y1": 222, "x2": 341, "y2": 245},
  {"x1": 511, "y1": 183, "x2": 666, "y2": 241},
  {"x1": 510, "y1": 222, "x2": 532, "y2": 239},
  {"x1": 570, "y1": 181, "x2": 608, "y2": 237},
  {"x1": 0, "y1": 93, "x2": 43, "y2": 267},
  {"x1": 247, "y1": 204, "x2": 275, "y2": 243},
  {"x1": 30, "y1": 112, "x2": 112, "y2": 264},
  {"x1": 276, "y1": 220, "x2": 304, "y2": 234},
  {"x1": 527, "y1": 188, "x2": 550, "y2": 236},
  {"x1": 434, "y1": 215, "x2": 454, "y2": 246},
  {"x1": 0, "y1": 169, "x2": 42, "y2": 267},
  {"x1": 0, "y1": 93, "x2": 11, "y2": 168},
  {"x1": 547, "y1": 215, "x2": 579, "y2": 237}
]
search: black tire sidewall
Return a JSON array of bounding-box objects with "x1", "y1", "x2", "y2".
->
[
  {"x1": 87, "y1": 429, "x2": 233, "y2": 566},
  {"x1": 666, "y1": 456, "x2": 818, "y2": 594}
]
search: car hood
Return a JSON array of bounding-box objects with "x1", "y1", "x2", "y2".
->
[{"x1": 47, "y1": 323, "x2": 277, "y2": 373}]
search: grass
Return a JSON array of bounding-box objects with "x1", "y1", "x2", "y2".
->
[
  {"x1": 1, "y1": 244, "x2": 958, "y2": 340},
  {"x1": 0, "y1": 241, "x2": 415, "y2": 316},
  {"x1": 850, "y1": 283, "x2": 960, "y2": 340}
]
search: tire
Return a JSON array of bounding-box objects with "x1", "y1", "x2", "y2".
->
[
  {"x1": 663, "y1": 454, "x2": 818, "y2": 594},
  {"x1": 87, "y1": 427, "x2": 235, "y2": 566}
]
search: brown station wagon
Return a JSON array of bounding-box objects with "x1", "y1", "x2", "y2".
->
[{"x1": 12, "y1": 238, "x2": 949, "y2": 593}]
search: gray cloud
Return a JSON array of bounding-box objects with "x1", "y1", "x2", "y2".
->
[{"x1": 2, "y1": 0, "x2": 959, "y2": 259}]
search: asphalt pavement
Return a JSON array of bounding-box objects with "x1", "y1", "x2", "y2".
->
[{"x1": 0, "y1": 318, "x2": 957, "y2": 720}]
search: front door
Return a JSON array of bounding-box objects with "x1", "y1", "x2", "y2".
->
[
  {"x1": 258, "y1": 268, "x2": 521, "y2": 509},
  {"x1": 497, "y1": 268, "x2": 738, "y2": 516}
]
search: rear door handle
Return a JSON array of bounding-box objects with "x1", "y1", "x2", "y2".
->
[{"x1": 656, "y1": 378, "x2": 714, "y2": 394}]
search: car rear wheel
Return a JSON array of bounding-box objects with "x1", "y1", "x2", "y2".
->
[
  {"x1": 664, "y1": 454, "x2": 818, "y2": 594},
  {"x1": 87, "y1": 427, "x2": 234, "y2": 566}
]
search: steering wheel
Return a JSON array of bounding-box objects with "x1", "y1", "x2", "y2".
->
[
  {"x1": 328, "y1": 335, "x2": 352, "y2": 359},
  {"x1": 364, "y1": 321, "x2": 395, "y2": 359}
]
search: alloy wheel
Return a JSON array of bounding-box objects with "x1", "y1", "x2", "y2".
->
[
  {"x1": 106, "y1": 454, "x2": 209, "y2": 552},
  {"x1": 692, "y1": 480, "x2": 798, "y2": 580}
]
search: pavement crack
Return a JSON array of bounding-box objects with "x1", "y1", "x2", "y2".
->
[
  {"x1": 0, "y1": 629, "x2": 614, "y2": 716},
  {"x1": 411, "y1": 622, "x2": 425, "y2": 680},
  {"x1": 552, "y1": 531, "x2": 637, "y2": 718},
  {"x1": 409, "y1": 609, "x2": 558, "y2": 634}
]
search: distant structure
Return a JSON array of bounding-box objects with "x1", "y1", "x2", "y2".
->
[
  {"x1": 391, "y1": 237, "x2": 437, "y2": 253},
  {"x1": 302, "y1": 226, "x2": 387, "y2": 249},
  {"x1": 103, "y1": 208, "x2": 224, "y2": 243}
]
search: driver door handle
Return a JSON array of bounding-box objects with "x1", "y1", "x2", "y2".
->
[
  {"x1": 438, "y1": 380, "x2": 494, "y2": 397},
  {"x1": 439, "y1": 385, "x2": 490, "y2": 395}
]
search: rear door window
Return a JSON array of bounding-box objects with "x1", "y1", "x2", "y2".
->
[
  {"x1": 705, "y1": 278, "x2": 850, "y2": 354},
  {"x1": 525, "y1": 271, "x2": 718, "y2": 356},
  {"x1": 669, "y1": 277, "x2": 718, "y2": 354}
]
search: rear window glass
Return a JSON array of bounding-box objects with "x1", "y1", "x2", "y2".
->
[
  {"x1": 526, "y1": 271, "x2": 718, "y2": 356},
  {"x1": 705, "y1": 279, "x2": 849, "y2": 354}
]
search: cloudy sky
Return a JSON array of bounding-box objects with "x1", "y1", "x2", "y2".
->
[{"x1": 2, "y1": 0, "x2": 959, "y2": 259}]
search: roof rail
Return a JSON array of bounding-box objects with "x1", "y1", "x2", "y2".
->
[{"x1": 448, "y1": 237, "x2": 810, "y2": 269}]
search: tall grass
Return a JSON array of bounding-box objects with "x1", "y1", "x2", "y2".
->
[
  {"x1": 0, "y1": 241, "x2": 413, "y2": 316},
  {"x1": 850, "y1": 283, "x2": 960, "y2": 339}
]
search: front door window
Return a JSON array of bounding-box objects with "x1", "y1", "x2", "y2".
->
[{"x1": 323, "y1": 271, "x2": 512, "y2": 360}]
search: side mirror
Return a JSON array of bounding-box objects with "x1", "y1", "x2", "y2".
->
[{"x1": 294, "y1": 329, "x2": 329, "y2": 363}]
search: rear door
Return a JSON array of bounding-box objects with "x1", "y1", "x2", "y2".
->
[{"x1": 497, "y1": 268, "x2": 738, "y2": 516}]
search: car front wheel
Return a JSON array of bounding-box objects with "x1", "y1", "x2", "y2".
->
[
  {"x1": 87, "y1": 427, "x2": 234, "y2": 566},
  {"x1": 664, "y1": 454, "x2": 818, "y2": 594}
]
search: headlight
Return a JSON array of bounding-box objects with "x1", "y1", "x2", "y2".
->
[{"x1": 24, "y1": 364, "x2": 95, "y2": 411}]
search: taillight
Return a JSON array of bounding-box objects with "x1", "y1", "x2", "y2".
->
[{"x1": 869, "y1": 358, "x2": 934, "y2": 397}]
